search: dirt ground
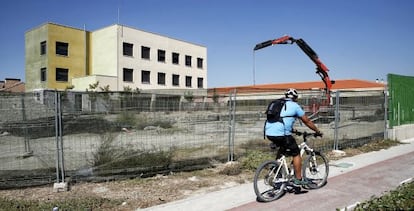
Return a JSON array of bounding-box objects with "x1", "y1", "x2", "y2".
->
[
  {"x1": 0, "y1": 162, "x2": 253, "y2": 210},
  {"x1": 0, "y1": 139, "x2": 396, "y2": 210}
]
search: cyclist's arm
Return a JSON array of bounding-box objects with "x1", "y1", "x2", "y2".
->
[{"x1": 299, "y1": 115, "x2": 321, "y2": 134}]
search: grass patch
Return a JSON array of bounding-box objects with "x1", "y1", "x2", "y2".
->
[
  {"x1": 335, "y1": 139, "x2": 402, "y2": 159},
  {"x1": 349, "y1": 139, "x2": 401, "y2": 153},
  {"x1": 353, "y1": 181, "x2": 414, "y2": 210},
  {"x1": 0, "y1": 197, "x2": 123, "y2": 211}
]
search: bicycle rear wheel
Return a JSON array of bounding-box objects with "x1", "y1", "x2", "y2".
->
[
  {"x1": 253, "y1": 160, "x2": 287, "y2": 202},
  {"x1": 302, "y1": 151, "x2": 329, "y2": 189}
]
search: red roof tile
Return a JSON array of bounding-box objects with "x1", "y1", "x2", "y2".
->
[{"x1": 208, "y1": 79, "x2": 385, "y2": 95}]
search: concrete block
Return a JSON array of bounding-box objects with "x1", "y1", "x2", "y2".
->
[{"x1": 53, "y1": 182, "x2": 69, "y2": 192}]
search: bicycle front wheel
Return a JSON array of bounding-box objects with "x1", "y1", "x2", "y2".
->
[
  {"x1": 302, "y1": 151, "x2": 329, "y2": 189},
  {"x1": 253, "y1": 160, "x2": 287, "y2": 202}
]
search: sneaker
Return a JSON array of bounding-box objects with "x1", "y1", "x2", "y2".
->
[{"x1": 292, "y1": 177, "x2": 310, "y2": 186}]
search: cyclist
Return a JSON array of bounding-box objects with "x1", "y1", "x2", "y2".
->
[{"x1": 265, "y1": 88, "x2": 322, "y2": 186}]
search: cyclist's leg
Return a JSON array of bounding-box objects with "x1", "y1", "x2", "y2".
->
[
  {"x1": 284, "y1": 136, "x2": 301, "y2": 179},
  {"x1": 292, "y1": 155, "x2": 302, "y2": 179},
  {"x1": 266, "y1": 136, "x2": 285, "y2": 159}
]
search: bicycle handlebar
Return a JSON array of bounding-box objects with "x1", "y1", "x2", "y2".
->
[{"x1": 292, "y1": 130, "x2": 322, "y2": 138}]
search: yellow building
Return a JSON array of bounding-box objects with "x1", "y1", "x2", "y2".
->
[
  {"x1": 25, "y1": 23, "x2": 89, "y2": 91},
  {"x1": 25, "y1": 22, "x2": 207, "y2": 94}
]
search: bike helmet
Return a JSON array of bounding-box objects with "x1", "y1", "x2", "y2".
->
[{"x1": 285, "y1": 88, "x2": 298, "y2": 99}]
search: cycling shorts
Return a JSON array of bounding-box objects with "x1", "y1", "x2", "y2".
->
[{"x1": 266, "y1": 135, "x2": 300, "y2": 156}]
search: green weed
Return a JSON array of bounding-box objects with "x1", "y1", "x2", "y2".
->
[{"x1": 353, "y1": 181, "x2": 414, "y2": 210}]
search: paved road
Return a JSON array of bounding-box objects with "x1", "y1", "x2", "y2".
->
[
  {"x1": 230, "y1": 151, "x2": 414, "y2": 211},
  {"x1": 140, "y1": 138, "x2": 414, "y2": 211}
]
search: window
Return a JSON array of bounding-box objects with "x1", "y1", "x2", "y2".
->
[
  {"x1": 197, "y1": 58, "x2": 203, "y2": 69},
  {"x1": 141, "y1": 46, "x2": 150, "y2": 59},
  {"x1": 185, "y1": 55, "x2": 192, "y2": 67},
  {"x1": 56, "y1": 42, "x2": 68, "y2": 56},
  {"x1": 185, "y1": 76, "x2": 192, "y2": 87},
  {"x1": 56, "y1": 68, "x2": 68, "y2": 82},
  {"x1": 158, "y1": 49, "x2": 166, "y2": 62},
  {"x1": 123, "y1": 42, "x2": 133, "y2": 56},
  {"x1": 197, "y1": 77, "x2": 204, "y2": 88},
  {"x1": 158, "y1": 72, "x2": 166, "y2": 85},
  {"x1": 172, "y1": 52, "x2": 179, "y2": 64},
  {"x1": 40, "y1": 41, "x2": 47, "y2": 55},
  {"x1": 123, "y1": 68, "x2": 133, "y2": 82},
  {"x1": 40, "y1": 68, "x2": 47, "y2": 82},
  {"x1": 141, "y1": 70, "x2": 150, "y2": 84},
  {"x1": 172, "y1": 74, "x2": 179, "y2": 86}
]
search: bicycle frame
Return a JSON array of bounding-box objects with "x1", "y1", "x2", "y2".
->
[
  {"x1": 273, "y1": 155, "x2": 290, "y2": 182},
  {"x1": 299, "y1": 142, "x2": 314, "y2": 156},
  {"x1": 273, "y1": 138, "x2": 315, "y2": 182},
  {"x1": 254, "y1": 131, "x2": 329, "y2": 202},
  {"x1": 275, "y1": 142, "x2": 313, "y2": 179}
]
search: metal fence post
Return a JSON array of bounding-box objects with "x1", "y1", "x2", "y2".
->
[
  {"x1": 21, "y1": 93, "x2": 31, "y2": 154},
  {"x1": 227, "y1": 89, "x2": 236, "y2": 162},
  {"x1": 54, "y1": 91, "x2": 65, "y2": 183},
  {"x1": 384, "y1": 87, "x2": 388, "y2": 139},
  {"x1": 54, "y1": 92, "x2": 60, "y2": 183},
  {"x1": 231, "y1": 90, "x2": 236, "y2": 160},
  {"x1": 333, "y1": 91, "x2": 340, "y2": 150}
]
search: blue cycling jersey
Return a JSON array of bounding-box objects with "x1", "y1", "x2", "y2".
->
[{"x1": 265, "y1": 99, "x2": 305, "y2": 136}]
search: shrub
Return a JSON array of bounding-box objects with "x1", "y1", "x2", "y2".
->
[
  {"x1": 91, "y1": 133, "x2": 173, "y2": 170},
  {"x1": 219, "y1": 162, "x2": 242, "y2": 176},
  {"x1": 92, "y1": 133, "x2": 123, "y2": 167},
  {"x1": 354, "y1": 181, "x2": 414, "y2": 210},
  {"x1": 239, "y1": 150, "x2": 274, "y2": 171}
]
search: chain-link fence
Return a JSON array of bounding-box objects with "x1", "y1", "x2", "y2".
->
[
  {"x1": 225, "y1": 89, "x2": 386, "y2": 155},
  {"x1": 0, "y1": 89, "x2": 386, "y2": 189}
]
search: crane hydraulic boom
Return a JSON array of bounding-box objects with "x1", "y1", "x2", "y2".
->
[{"x1": 254, "y1": 35, "x2": 334, "y2": 104}]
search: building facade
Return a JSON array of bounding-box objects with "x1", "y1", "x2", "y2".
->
[
  {"x1": 25, "y1": 23, "x2": 207, "y2": 93},
  {"x1": 25, "y1": 23, "x2": 89, "y2": 92}
]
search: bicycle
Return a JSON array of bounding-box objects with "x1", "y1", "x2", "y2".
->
[{"x1": 253, "y1": 131, "x2": 329, "y2": 202}]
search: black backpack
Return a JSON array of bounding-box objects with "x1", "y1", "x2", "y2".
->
[
  {"x1": 264, "y1": 98, "x2": 289, "y2": 139},
  {"x1": 265, "y1": 98, "x2": 287, "y2": 123}
]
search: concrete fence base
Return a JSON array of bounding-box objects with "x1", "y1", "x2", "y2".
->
[{"x1": 387, "y1": 124, "x2": 414, "y2": 141}]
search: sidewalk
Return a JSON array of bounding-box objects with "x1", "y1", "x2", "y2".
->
[{"x1": 139, "y1": 138, "x2": 414, "y2": 211}]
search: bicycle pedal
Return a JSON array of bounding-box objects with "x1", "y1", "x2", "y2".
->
[{"x1": 285, "y1": 184, "x2": 301, "y2": 193}]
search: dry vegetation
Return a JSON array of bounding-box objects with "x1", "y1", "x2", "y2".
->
[
  {"x1": 0, "y1": 139, "x2": 401, "y2": 210},
  {"x1": 0, "y1": 163, "x2": 252, "y2": 210}
]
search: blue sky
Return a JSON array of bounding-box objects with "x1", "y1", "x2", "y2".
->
[{"x1": 1, "y1": 0, "x2": 413, "y2": 88}]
